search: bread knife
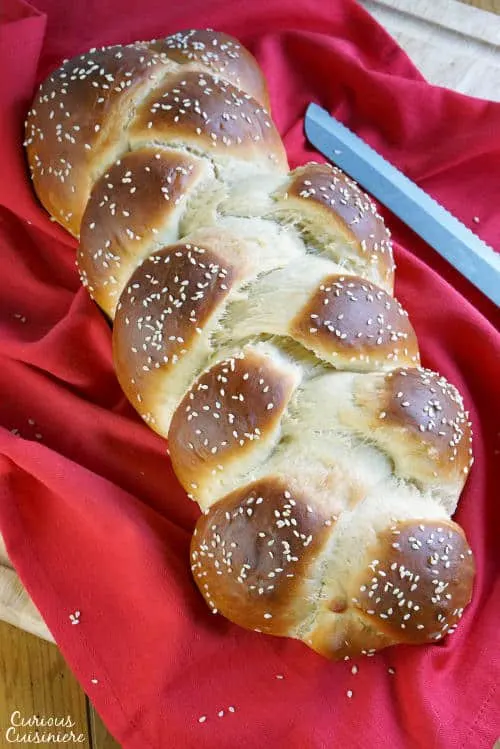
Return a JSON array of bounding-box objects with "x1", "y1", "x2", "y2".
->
[{"x1": 304, "y1": 103, "x2": 500, "y2": 306}]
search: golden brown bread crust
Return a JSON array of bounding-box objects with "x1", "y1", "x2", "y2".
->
[
  {"x1": 210, "y1": 263, "x2": 417, "y2": 375},
  {"x1": 78, "y1": 148, "x2": 210, "y2": 317},
  {"x1": 192, "y1": 487, "x2": 474, "y2": 659},
  {"x1": 169, "y1": 348, "x2": 299, "y2": 502},
  {"x1": 307, "y1": 613, "x2": 394, "y2": 660},
  {"x1": 292, "y1": 274, "x2": 419, "y2": 370},
  {"x1": 148, "y1": 29, "x2": 270, "y2": 108},
  {"x1": 24, "y1": 43, "x2": 168, "y2": 236},
  {"x1": 310, "y1": 518, "x2": 475, "y2": 660},
  {"x1": 352, "y1": 367, "x2": 473, "y2": 500},
  {"x1": 382, "y1": 369, "x2": 473, "y2": 477},
  {"x1": 113, "y1": 238, "x2": 240, "y2": 428},
  {"x1": 130, "y1": 71, "x2": 287, "y2": 171},
  {"x1": 24, "y1": 30, "x2": 277, "y2": 238},
  {"x1": 352, "y1": 519, "x2": 475, "y2": 644},
  {"x1": 274, "y1": 163, "x2": 395, "y2": 291},
  {"x1": 191, "y1": 476, "x2": 333, "y2": 635}
]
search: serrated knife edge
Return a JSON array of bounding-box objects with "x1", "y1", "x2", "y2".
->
[{"x1": 304, "y1": 103, "x2": 500, "y2": 306}]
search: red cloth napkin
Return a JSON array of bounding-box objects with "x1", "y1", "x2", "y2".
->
[{"x1": 1, "y1": 0, "x2": 499, "y2": 746}]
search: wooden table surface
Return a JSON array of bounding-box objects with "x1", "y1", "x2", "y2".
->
[
  {"x1": 0, "y1": 1, "x2": 498, "y2": 747},
  {"x1": 461, "y1": 0, "x2": 500, "y2": 8}
]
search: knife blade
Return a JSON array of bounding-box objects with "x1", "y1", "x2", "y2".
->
[{"x1": 304, "y1": 102, "x2": 500, "y2": 306}]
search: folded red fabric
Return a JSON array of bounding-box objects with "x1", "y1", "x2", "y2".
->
[{"x1": 0, "y1": 0, "x2": 499, "y2": 746}]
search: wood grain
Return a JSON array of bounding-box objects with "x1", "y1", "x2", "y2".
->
[
  {"x1": 0, "y1": 619, "x2": 122, "y2": 748},
  {"x1": 460, "y1": 0, "x2": 500, "y2": 12},
  {"x1": 0, "y1": 620, "x2": 91, "y2": 747},
  {"x1": 87, "y1": 702, "x2": 122, "y2": 749},
  {"x1": 360, "y1": 0, "x2": 500, "y2": 100}
]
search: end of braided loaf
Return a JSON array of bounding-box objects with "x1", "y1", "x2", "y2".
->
[
  {"x1": 191, "y1": 481, "x2": 474, "y2": 658},
  {"x1": 24, "y1": 29, "x2": 475, "y2": 660}
]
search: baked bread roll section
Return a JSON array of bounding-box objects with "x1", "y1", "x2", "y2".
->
[{"x1": 24, "y1": 29, "x2": 475, "y2": 660}]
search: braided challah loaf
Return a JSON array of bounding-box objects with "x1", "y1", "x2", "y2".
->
[{"x1": 24, "y1": 29, "x2": 475, "y2": 660}]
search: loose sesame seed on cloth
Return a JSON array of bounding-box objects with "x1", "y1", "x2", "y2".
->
[{"x1": 0, "y1": 1, "x2": 499, "y2": 748}]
